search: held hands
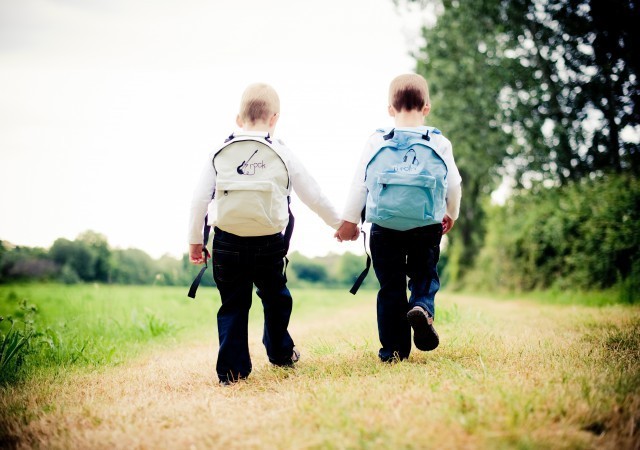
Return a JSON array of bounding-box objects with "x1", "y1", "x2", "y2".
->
[
  {"x1": 334, "y1": 216, "x2": 452, "y2": 240},
  {"x1": 442, "y1": 215, "x2": 455, "y2": 234},
  {"x1": 334, "y1": 221, "x2": 360, "y2": 242},
  {"x1": 189, "y1": 244, "x2": 206, "y2": 265}
]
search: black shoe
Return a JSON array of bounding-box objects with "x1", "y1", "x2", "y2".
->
[
  {"x1": 218, "y1": 373, "x2": 248, "y2": 386},
  {"x1": 272, "y1": 347, "x2": 300, "y2": 367},
  {"x1": 291, "y1": 347, "x2": 300, "y2": 364},
  {"x1": 379, "y1": 351, "x2": 408, "y2": 363},
  {"x1": 407, "y1": 306, "x2": 439, "y2": 351}
]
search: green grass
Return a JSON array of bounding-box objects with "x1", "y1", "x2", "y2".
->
[
  {"x1": 463, "y1": 286, "x2": 631, "y2": 307},
  {"x1": 0, "y1": 284, "x2": 218, "y2": 382}
]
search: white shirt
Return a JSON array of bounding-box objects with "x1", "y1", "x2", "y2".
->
[
  {"x1": 341, "y1": 127, "x2": 462, "y2": 224},
  {"x1": 188, "y1": 130, "x2": 342, "y2": 245}
]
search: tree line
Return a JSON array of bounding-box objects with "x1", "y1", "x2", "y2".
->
[
  {"x1": 0, "y1": 232, "x2": 377, "y2": 289},
  {"x1": 0, "y1": 231, "x2": 192, "y2": 286}
]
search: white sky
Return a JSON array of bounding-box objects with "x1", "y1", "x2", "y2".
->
[{"x1": 0, "y1": 0, "x2": 433, "y2": 259}]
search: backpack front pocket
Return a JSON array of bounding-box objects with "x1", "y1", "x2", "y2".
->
[
  {"x1": 373, "y1": 172, "x2": 437, "y2": 222},
  {"x1": 212, "y1": 180, "x2": 289, "y2": 236}
]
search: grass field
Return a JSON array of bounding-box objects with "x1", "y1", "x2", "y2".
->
[{"x1": 0, "y1": 284, "x2": 639, "y2": 449}]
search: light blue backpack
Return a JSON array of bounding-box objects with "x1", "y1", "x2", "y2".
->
[
  {"x1": 350, "y1": 127, "x2": 449, "y2": 294},
  {"x1": 364, "y1": 127, "x2": 448, "y2": 230}
]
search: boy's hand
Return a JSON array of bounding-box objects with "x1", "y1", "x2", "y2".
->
[
  {"x1": 442, "y1": 215, "x2": 455, "y2": 234},
  {"x1": 334, "y1": 221, "x2": 360, "y2": 242},
  {"x1": 189, "y1": 244, "x2": 206, "y2": 265}
]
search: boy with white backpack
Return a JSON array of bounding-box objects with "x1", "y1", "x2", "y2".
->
[
  {"x1": 188, "y1": 83, "x2": 341, "y2": 384},
  {"x1": 335, "y1": 73, "x2": 462, "y2": 363}
]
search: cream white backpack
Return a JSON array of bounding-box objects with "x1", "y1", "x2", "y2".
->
[{"x1": 208, "y1": 133, "x2": 291, "y2": 236}]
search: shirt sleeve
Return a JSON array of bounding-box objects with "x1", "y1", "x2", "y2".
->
[
  {"x1": 286, "y1": 149, "x2": 342, "y2": 230},
  {"x1": 440, "y1": 138, "x2": 462, "y2": 188},
  {"x1": 187, "y1": 152, "x2": 216, "y2": 245},
  {"x1": 341, "y1": 135, "x2": 380, "y2": 224},
  {"x1": 446, "y1": 183, "x2": 462, "y2": 220},
  {"x1": 439, "y1": 137, "x2": 462, "y2": 220}
]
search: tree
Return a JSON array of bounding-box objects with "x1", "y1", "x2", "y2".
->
[
  {"x1": 407, "y1": 0, "x2": 512, "y2": 284},
  {"x1": 50, "y1": 238, "x2": 96, "y2": 281},
  {"x1": 76, "y1": 231, "x2": 111, "y2": 282},
  {"x1": 288, "y1": 252, "x2": 330, "y2": 284},
  {"x1": 50, "y1": 231, "x2": 112, "y2": 282},
  {"x1": 110, "y1": 248, "x2": 155, "y2": 284},
  {"x1": 497, "y1": 0, "x2": 640, "y2": 183},
  {"x1": 401, "y1": 0, "x2": 640, "y2": 284}
]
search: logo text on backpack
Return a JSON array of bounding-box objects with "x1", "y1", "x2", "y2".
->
[
  {"x1": 236, "y1": 149, "x2": 266, "y2": 175},
  {"x1": 391, "y1": 149, "x2": 420, "y2": 173}
]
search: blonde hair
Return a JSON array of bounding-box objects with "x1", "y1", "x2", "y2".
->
[
  {"x1": 389, "y1": 74, "x2": 430, "y2": 112},
  {"x1": 239, "y1": 83, "x2": 280, "y2": 124}
]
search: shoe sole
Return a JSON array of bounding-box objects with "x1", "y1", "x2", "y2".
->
[{"x1": 407, "y1": 308, "x2": 439, "y2": 351}]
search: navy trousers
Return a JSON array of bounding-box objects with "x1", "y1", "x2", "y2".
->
[
  {"x1": 211, "y1": 228, "x2": 295, "y2": 382},
  {"x1": 369, "y1": 223, "x2": 442, "y2": 361}
]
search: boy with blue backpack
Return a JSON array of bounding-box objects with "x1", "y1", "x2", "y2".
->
[
  {"x1": 335, "y1": 73, "x2": 462, "y2": 362},
  {"x1": 189, "y1": 83, "x2": 342, "y2": 384}
]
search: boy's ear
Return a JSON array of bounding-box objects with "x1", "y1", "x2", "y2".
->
[
  {"x1": 388, "y1": 105, "x2": 396, "y2": 117},
  {"x1": 422, "y1": 104, "x2": 431, "y2": 117},
  {"x1": 269, "y1": 112, "x2": 279, "y2": 128},
  {"x1": 236, "y1": 114, "x2": 243, "y2": 128}
]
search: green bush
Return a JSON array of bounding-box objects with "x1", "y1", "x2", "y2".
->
[{"x1": 467, "y1": 174, "x2": 639, "y2": 301}]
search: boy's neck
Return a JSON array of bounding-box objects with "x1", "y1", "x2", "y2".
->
[
  {"x1": 243, "y1": 124, "x2": 275, "y2": 136},
  {"x1": 391, "y1": 107, "x2": 429, "y2": 128},
  {"x1": 393, "y1": 110, "x2": 426, "y2": 128}
]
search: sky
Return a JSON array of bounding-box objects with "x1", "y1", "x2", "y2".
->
[{"x1": 0, "y1": 0, "x2": 435, "y2": 259}]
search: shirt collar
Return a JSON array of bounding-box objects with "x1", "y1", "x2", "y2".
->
[{"x1": 234, "y1": 130, "x2": 271, "y2": 139}]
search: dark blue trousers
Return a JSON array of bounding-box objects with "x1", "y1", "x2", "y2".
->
[
  {"x1": 369, "y1": 223, "x2": 442, "y2": 361},
  {"x1": 211, "y1": 228, "x2": 295, "y2": 382}
]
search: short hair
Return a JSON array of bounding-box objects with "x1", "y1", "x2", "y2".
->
[
  {"x1": 239, "y1": 83, "x2": 280, "y2": 124},
  {"x1": 389, "y1": 74, "x2": 430, "y2": 112}
]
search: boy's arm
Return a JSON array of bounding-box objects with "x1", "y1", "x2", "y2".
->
[
  {"x1": 340, "y1": 136, "x2": 379, "y2": 226},
  {"x1": 442, "y1": 216, "x2": 455, "y2": 234},
  {"x1": 187, "y1": 153, "x2": 216, "y2": 263},
  {"x1": 443, "y1": 177, "x2": 462, "y2": 235},
  {"x1": 287, "y1": 152, "x2": 342, "y2": 229},
  {"x1": 189, "y1": 244, "x2": 205, "y2": 264},
  {"x1": 440, "y1": 137, "x2": 462, "y2": 235},
  {"x1": 445, "y1": 183, "x2": 461, "y2": 222}
]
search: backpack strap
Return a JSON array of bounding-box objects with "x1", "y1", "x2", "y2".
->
[
  {"x1": 187, "y1": 218, "x2": 213, "y2": 299},
  {"x1": 349, "y1": 231, "x2": 371, "y2": 295},
  {"x1": 383, "y1": 127, "x2": 432, "y2": 142},
  {"x1": 282, "y1": 197, "x2": 295, "y2": 282},
  {"x1": 283, "y1": 196, "x2": 295, "y2": 253},
  {"x1": 349, "y1": 208, "x2": 371, "y2": 295}
]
